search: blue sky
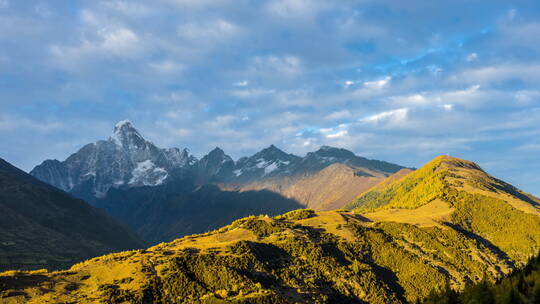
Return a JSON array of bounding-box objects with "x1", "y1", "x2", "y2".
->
[{"x1": 1, "y1": 0, "x2": 540, "y2": 195}]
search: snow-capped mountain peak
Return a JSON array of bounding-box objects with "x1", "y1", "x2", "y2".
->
[
  {"x1": 231, "y1": 145, "x2": 302, "y2": 180},
  {"x1": 109, "y1": 120, "x2": 148, "y2": 149},
  {"x1": 31, "y1": 120, "x2": 196, "y2": 198}
]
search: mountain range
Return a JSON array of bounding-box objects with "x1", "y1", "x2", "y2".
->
[
  {"x1": 0, "y1": 158, "x2": 142, "y2": 272},
  {"x1": 31, "y1": 121, "x2": 404, "y2": 199},
  {"x1": 29, "y1": 121, "x2": 407, "y2": 243},
  {"x1": 2, "y1": 155, "x2": 539, "y2": 303}
]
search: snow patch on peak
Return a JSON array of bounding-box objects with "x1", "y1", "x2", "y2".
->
[
  {"x1": 109, "y1": 134, "x2": 123, "y2": 146},
  {"x1": 264, "y1": 162, "x2": 278, "y2": 175},
  {"x1": 115, "y1": 120, "x2": 133, "y2": 128},
  {"x1": 255, "y1": 158, "x2": 267, "y2": 169},
  {"x1": 109, "y1": 120, "x2": 147, "y2": 149},
  {"x1": 129, "y1": 160, "x2": 168, "y2": 186}
]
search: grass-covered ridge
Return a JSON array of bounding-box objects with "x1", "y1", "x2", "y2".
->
[
  {"x1": 0, "y1": 209, "x2": 534, "y2": 304},
  {"x1": 346, "y1": 155, "x2": 540, "y2": 263},
  {"x1": 346, "y1": 156, "x2": 457, "y2": 211}
]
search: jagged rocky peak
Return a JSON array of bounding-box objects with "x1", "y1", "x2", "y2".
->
[
  {"x1": 197, "y1": 147, "x2": 235, "y2": 181},
  {"x1": 208, "y1": 147, "x2": 227, "y2": 157},
  {"x1": 299, "y1": 145, "x2": 405, "y2": 175},
  {"x1": 312, "y1": 145, "x2": 356, "y2": 159},
  {"x1": 250, "y1": 145, "x2": 301, "y2": 165},
  {"x1": 165, "y1": 147, "x2": 197, "y2": 167},
  {"x1": 30, "y1": 159, "x2": 70, "y2": 191},
  {"x1": 201, "y1": 147, "x2": 233, "y2": 163},
  {"x1": 199, "y1": 147, "x2": 234, "y2": 169},
  {"x1": 108, "y1": 120, "x2": 148, "y2": 149},
  {"x1": 30, "y1": 120, "x2": 197, "y2": 200},
  {"x1": 256, "y1": 144, "x2": 291, "y2": 160},
  {"x1": 231, "y1": 145, "x2": 302, "y2": 179}
]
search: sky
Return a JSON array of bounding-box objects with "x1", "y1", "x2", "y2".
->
[{"x1": 1, "y1": 1, "x2": 540, "y2": 195}]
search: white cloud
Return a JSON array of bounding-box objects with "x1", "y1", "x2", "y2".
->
[
  {"x1": 266, "y1": 0, "x2": 327, "y2": 20},
  {"x1": 0, "y1": 116, "x2": 64, "y2": 132},
  {"x1": 50, "y1": 26, "x2": 142, "y2": 61},
  {"x1": 167, "y1": 0, "x2": 233, "y2": 9},
  {"x1": 318, "y1": 124, "x2": 349, "y2": 139},
  {"x1": 318, "y1": 127, "x2": 333, "y2": 134},
  {"x1": 250, "y1": 55, "x2": 302, "y2": 77},
  {"x1": 515, "y1": 143, "x2": 540, "y2": 152},
  {"x1": 442, "y1": 104, "x2": 453, "y2": 110},
  {"x1": 389, "y1": 85, "x2": 483, "y2": 109},
  {"x1": 363, "y1": 76, "x2": 391, "y2": 90},
  {"x1": 326, "y1": 130, "x2": 348, "y2": 138},
  {"x1": 177, "y1": 19, "x2": 241, "y2": 43},
  {"x1": 441, "y1": 85, "x2": 481, "y2": 103},
  {"x1": 361, "y1": 108, "x2": 409, "y2": 125},
  {"x1": 148, "y1": 60, "x2": 185, "y2": 74},
  {"x1": 344, "y1": 80, "x2": 355, "y2": 88},
  {"x1": 100, "y1": 27, "x2": 139, "y2": 54},
  {"x1": 408, "y1": 94, "x2": 426, "y2": 103},
  {"x1": 514, "y1": 90, "x2": 540, "y2": 105},
  {"x1": 235, "y1": 80, "x2": 249, "y2": 87},
  {"x1": 171, "y1": 128, "x2": 191, "y2": 137},
  {"x1": 102, "y1": 1, "x2": 154, "y2": 16},
  {"x1": 507, "y1": 9, "x2": 517, "y2": 21},
  {"x1": 466, "y1": 52, "x2": 478, "y2": 62},
  {"x1": 325, "y1": 110, "x2": 351, "y2": 120},
  {"x1": 34, "y1": 4, "x2": 53, "y2": 18},
  {"x1": 451, "y1": 63, "x2": 540, "y2": 87},
  {"x1": 204, "y1": 115, "x2": 237, "y2": 129},
  {"x1": 230, "y1": 88, "x2": 276, "y2": 99},
  {"x1": 429, "y1": 65, "x2": 443, "y2": 74}
]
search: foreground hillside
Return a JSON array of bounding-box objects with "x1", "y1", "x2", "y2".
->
[
  {"x1": 0, "y1": 159, "x2": 143, "y2": 272},
  {"x1": 346, "y1": 155, "x2": 540, "y2": 263},
  {"x1": 424, "y1": 253, "x2": 540, "y2": 303},
  {"x1": 1, "y1": 156, "x2": 539, "y2": 304}
]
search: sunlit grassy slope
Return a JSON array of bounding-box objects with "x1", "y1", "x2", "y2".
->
[
  {"x1": 346, "y1": 155, "x2": 540, "y2": 263},
  {"x1": 1, "y1": 156, "x2": 539, "y2": 304}
]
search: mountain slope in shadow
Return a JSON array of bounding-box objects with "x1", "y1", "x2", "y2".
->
[
  {"x1": 94, "y1": 172, "x2": 303, "y2": 244},
  {"x1": 0, "y1": 158, "x2": 143, "y2": 271}
]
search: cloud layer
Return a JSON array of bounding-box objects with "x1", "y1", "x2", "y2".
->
[{"x1": 1, "y1": 0, "x2": 540, "y2": 195}]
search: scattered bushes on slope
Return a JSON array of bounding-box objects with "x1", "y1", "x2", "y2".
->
[{"x1": 423, "y1": 252, "x2": 540, "y2": 304}]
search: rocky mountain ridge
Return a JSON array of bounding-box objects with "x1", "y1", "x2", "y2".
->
[
  {"x1": 31, "y1": 121, "x2": 196, "y2": 198},
  {"x1": 30, "y1": 121, "x2": 406, "y2": 201}
]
